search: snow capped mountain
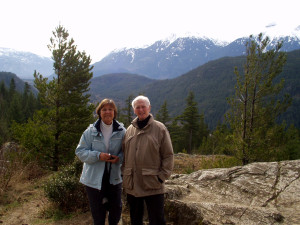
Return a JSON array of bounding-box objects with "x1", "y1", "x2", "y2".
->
[
  {"x1": 0, "y1": 48, "x2": 53, "y2": 79},
  {"x1": 0, "y1": 47, "x2": 45, "y2": 59},
  {"x1": 1, "y1": 28, "x2": 300, "y2": 80},
  {"x1": 92, "y1": 32, "x2": 300, "y2": 79}
]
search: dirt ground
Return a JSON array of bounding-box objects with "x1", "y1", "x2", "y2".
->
[
  {"x1": 0, "y1": 154, "x2": 231, "y2": 225},
  {"x1": 0, "y1": 185, "x2": 94, "y2": 225}
]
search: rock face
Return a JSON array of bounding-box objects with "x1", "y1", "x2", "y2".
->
[{"x1": 164, "y1": 160, "x2": 300, "y2": 225}]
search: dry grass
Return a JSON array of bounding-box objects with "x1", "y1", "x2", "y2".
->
[
  {"x1": 0, "y1": 153, "x2": 240, "y2": 225},
  {"x1": 173, "y1": 153, "x2": 240, "y2": 174}
]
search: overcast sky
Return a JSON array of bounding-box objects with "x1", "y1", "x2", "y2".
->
[{"x1": 1, "y1": 0, "x2": 299, "y2": 63}]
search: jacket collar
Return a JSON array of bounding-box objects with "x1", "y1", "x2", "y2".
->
[
  {"x1": 94, "y1": 118, "x2": 123, "y2": 133},
  {"x1": 132, "y1": 114, "x2": 154, "y2": 129}
]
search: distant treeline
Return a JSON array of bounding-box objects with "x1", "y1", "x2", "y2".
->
[{"x1": 0, "y1": 77, "x2": 40, "y2": 145}]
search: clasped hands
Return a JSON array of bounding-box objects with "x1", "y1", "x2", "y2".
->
[{"x1": 99, "y1": 152, "x2": 119, "y2": 163}]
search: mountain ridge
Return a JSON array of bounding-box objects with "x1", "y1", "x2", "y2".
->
[
  {"x1": 92, "y1": 35, "x2": 300, "y2": 79},
  {"x1": 1, "y1": 33, "x2": 300, "y2": 80},
  {"x1": 0, "y1": 47, "x2": 53, "y2": 79}
]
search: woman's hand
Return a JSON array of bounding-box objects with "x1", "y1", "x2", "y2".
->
[
  {"x1": 107, "y1": 155, "x2": 119, "y2": 164},
  {"x1": 99, "y1": 153, "x2": 119, "y2": 163}
]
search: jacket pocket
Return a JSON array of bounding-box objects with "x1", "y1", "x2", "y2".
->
[
  {"x1": 92, "y1": 139, "x2": 105, "y2": 151},
  {"x1": 142, "y1": 168, "x2": 162, "y2": 190},
  {"x1": 123, "y1": 167, "x2": 133, "y2": 190}
]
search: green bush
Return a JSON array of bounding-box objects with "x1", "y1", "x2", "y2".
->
[
  {"x1": 43, "y1": 157, "x2": 88, "y2": 212},
  {"x1": 0, "y1": 142, "x2": 25, "y2": 195},
  {"x1": 200, "y1": 155, "x2": 241, "y2": 170}
]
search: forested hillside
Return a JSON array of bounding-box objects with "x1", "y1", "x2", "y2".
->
[
  {"x1": 89, "y1": 73, "x2": 155, "y2": 104},
  {"x1": 89, "y1": 49, "x2": 300, "y2": 129},
  {"x1": 0, "y1": 72, "x2": 35, "y2": 93}
]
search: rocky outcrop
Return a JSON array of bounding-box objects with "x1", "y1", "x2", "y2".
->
[{"x1": 164, "y1": 160, "x2": 300, "y2": 225}]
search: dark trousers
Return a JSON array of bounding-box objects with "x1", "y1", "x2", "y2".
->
[
  {"x1": 127, "y1": 193, "x2": 166, "y2": 225},
  {"x1": 85, "y1": 183, "x2": 122, "y2": 225}
]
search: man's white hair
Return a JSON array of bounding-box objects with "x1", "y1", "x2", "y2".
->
[{"x1": 132, "y1": 95, "x2": 151, "y2": 109}]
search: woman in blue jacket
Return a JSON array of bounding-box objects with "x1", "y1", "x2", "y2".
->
[{"x1": 76, "y1": 99, "x2": 126, "y2": 225}]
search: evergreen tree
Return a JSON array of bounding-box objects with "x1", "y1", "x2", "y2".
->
[
  {"x1": 1, "y1": 80, "x2": 39, "y2": 145},
  {"x1": 20, "y1": 25, "x2": 94, "y2": 170},
  {"x1": 156, "y1": 100, "x2": 171, "y2": 127},
  {"x1": 0, "y1": 81, "x2": 8, "y2": 145},
  {"x1": 196, "y1": 113, "x2": 209, "y2": 148},
  {"x1": 7, "y1": 78, "x2": 24, "y2": 123},
  {"x1": 282, "y1": 125, "x2": 300, "y2": 160},
  {"x1": 8, "y1": 92, "x2": 23, "y2": 123},
  {"x1": 22, "y1": 82, "x2": 39, "y2": 122},
  {"x1": 226, "y1": 33, "x2": 291, "y2": 165},
  {"x1": 8, "y1": 78, "x2": 16, "y2": 101},
  {"x1": 199, "y1": 123, "x2": 232, "y2": 155},
  {"x1": 120, "y1": 94, "x2": 134, "y2": 127},
  {"x1": 0, "y1": 81, "x2": 7, "y2": 120},
  {"x1": 177, "y1": 91, "x2": 202, "y2": 153},
  {"x1": 168, "y1": 118, "x2": 185, "y2": 153}
]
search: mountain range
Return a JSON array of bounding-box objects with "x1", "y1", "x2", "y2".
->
[
  {"x1": 1, "y1": 33, "x2": 300, "y2": 80},
  {"x1": 0, "y1": 47, "x2": 53, "y2": 79},
  {"x1": 92, "y1": 35, "x2": 300, "y2": 79}
]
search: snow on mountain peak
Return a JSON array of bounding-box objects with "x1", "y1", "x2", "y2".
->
[
  {"x1": 161, "y1": 33, "x2": 179, "y2": 47},
  {"x1": 0, "y1": 47, "x2": 19, "y2": 56},
  {"x1": 0, "y1": 47, "x2": 51, "y2": 60}
]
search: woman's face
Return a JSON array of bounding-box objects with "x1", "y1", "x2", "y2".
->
[{"x1": 100, "y1": 104, "x2": 114, "y2": 125}]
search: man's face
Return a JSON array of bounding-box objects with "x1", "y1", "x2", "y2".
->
[{"x1": 134, "y1": 100, "x2": 151, "y2": 121}]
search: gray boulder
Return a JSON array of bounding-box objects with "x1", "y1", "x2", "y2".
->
[{"x1": 164, "y1": 160, "x2": 300, "y2": 225}]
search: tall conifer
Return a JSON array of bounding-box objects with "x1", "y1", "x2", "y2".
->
[
  {"x1": 178, "y1": 91, "x2": 201, "y2": 153},
  {"x1": 227, "y1": 33, "x2": 291, "y2": 165},
  {"x1": 156, "y1": 100, "x2": 171, "y2": 127},
  {"x1": 33, "y1": 25, "x2": 94, "y2": 170}
]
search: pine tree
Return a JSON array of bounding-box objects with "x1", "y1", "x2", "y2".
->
[
  {"x1": 168, "y1": 118, "x2": 185, "y2": 153},
  {"x1": 0, "y1": 81, "x2": 7, "y2": 120},
  {"x1": 0, "y1": 81, "x2": 8, "y2": 145},
  {"x1": 8, "y1": 78, "x2": 16, "y2": 101},
  {"x1": 22, "y1": 82, "x2": 39, "y2": 122},
  {"x1": 7, "y1": 78, "x2": 24, "y2": 123},
  {"x1": 199, "y1": 123, "x2": 231, "y2": 155},
  {"x1": 30, "y1": 25, "x2": 94, "y2": 170},
  {"x1": 156, "y1": 100, "x2": 171, "y2": 127},
  {"x1": 178, "y1": 91, "x2": 202, "y2": 153},
  {"x1": 226, "y1": 33, "x2": 291, "y2": 165},
  {"x1": 120, "y1": 94, "x2": 134, "y2": 127}
]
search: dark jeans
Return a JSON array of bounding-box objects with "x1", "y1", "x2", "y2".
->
[
  {"x1": 85, "y1": 183, "x2": 122, "y2": 225},
  {"x1": 127, "y1": 193, "x2": 166, "y2": 225}
]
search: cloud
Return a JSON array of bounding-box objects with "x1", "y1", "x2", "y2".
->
[{"x1": 266, "y1": 23, "x2": 277, "y2": 28}]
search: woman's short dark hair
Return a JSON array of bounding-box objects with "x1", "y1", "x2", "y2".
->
[{"x1": 96, "y1": 99, "x2": 117, "y2": 119}]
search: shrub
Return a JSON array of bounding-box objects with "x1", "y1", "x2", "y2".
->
[
  {"x1": 200, "y1": 155, "x2": 241, "y2": 170},
  {"x1": 0, "y1": 142, "x2": 25, "y2": 195},
  {"x1": 43, "y1": 157, "x2": 88, "y2": 212}
]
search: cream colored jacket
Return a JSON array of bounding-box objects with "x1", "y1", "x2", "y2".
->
[{"x1": 122, "y1": 115, "x2": 174, "y2": 197}]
